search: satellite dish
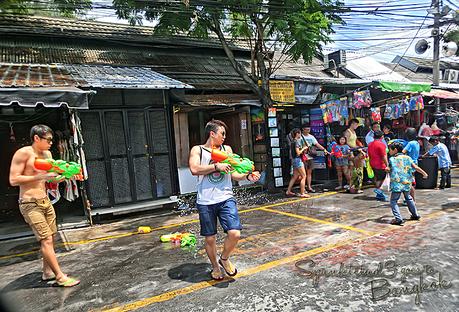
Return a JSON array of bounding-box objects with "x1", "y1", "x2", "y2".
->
[
  {"x1": 415, "y1": 39, "x2": 429, "y2": 54},
  {"x1": 442, "y1": 41, "x2": 458, "y2": 57}
]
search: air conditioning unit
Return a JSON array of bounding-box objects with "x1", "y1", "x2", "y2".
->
[
  {"x1": 324, "y1": 50, "x2": 346, "y2": 70},
  {"x1": 443, "y1": 69, "x2": 459, "y2": 83}
]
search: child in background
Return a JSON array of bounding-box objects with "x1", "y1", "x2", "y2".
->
[
  {"x1": 387, "y1": 142, "x2": 428, "y2": 225},
  {"x1": 334, "y1": 136, "x2": 351, "y2": 190},
  {"x1": 349, "y1": 149, "x2": 366, "y2": 194}
]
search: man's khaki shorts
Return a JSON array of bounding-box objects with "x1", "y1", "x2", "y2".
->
[{"x1": 19, "y1": 197, "x2": 57, "y2": 241}]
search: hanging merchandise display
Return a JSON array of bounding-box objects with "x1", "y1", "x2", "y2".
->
[
  {"x1": 382, "y1": 95, "x2": 424, "y2": 121},
  {"x1": 370, "y1": 107, "x2": 381, "y2": 123},
  {"x1": 320, "y1": 97, "x2": 349, "y2": 124},
  {"x1": 352, "y1": 90, "x2": 372, "y2": 108}
]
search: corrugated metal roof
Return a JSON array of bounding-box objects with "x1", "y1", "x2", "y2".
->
[
  {"x1": 344, "y1": 53, "x2": 410, "y2": 82},
  {"x1": 0, "y1": 37, "x2": 250, "y2": 91},
  {"x1": 271, "y1": 54, "x2": 332, "y2": 79},
  {"x1": 381, "y1": 63, "x2": 432, "y2": 83},
  {"x1": 0, "y1": 63, "x2": 192, "y2": 89},
  {"x1": 0, "y1": 14, "x2": 250, "y2": 51},
  {"x1": 392, "y1": 55, "x2": 459, "y2": 71},
  {"x1": 422, "y1": 89, "x2": 459, "y2": 99}
]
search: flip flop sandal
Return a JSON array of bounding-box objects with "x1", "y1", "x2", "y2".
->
[
  {"x1": 56, "y1": 277, "x2": 80, "y2": 287},
  {"x1": 285, "y1": 192, "x2": 297, "y2": 197},
  {"x1": 210, "y1": 270, "x2": 224, "y2": 281},
  {"x1": 219, "y1": 258, "x2": 237, "y2": 277},
  {"x1": 297, "y1": 193, "x2": 310, "y2": 198},
  {"x1": 41, "y1": 274, "x2": 56, "y2": 282}
]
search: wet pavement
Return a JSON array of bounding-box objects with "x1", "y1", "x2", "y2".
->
[{"x1": 0, "y1": 169, "x2": 458, "y2": 312}]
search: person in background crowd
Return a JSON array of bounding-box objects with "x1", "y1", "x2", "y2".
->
[
  {"x1": 333, "y1": 136, "x2": 351, "y2": 190},
  {"x1": 344, "y1": 119, "x2": 360, "y2": 149},
  {"x1": 286, "y1": 128, "x2": 309, "y2": 198},
  {"x1": 349, "y1": 149, "x2": 366, "y2": 194},
  {"x1": 386, "y1": 142, "x2": 428, "y2": 225},
  {"x1": 299, "y1": 124, "x2": 329, "y2": 193},
  {"x1": 365, "y1": 122, "x2": 384, "y2": 146},
  {"x1": 383, "y1": 124, "x2": 395, "y2": 143},
  {"x1": 367, "y1": 130, "x2": 389, "y2": 201},
  {"x1": 402, "y1": 128, "x2": 420, "y2": 201},
  {"x1": 423, "y1": 136, "x2": 452, "y2": 189}
]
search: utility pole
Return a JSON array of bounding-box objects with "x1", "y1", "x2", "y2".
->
[{"x1": 432, "y1": 0, "x2": 441, "y2": 113}]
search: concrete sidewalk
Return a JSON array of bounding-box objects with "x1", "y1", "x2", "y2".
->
[{"x1": 0, "y1": 169, "x2": 458, "y2": 312}]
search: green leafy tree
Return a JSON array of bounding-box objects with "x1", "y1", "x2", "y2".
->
[
  {"x1": 445, "y1": 29, "x2": 459, "y2": 56},
  {"x1": 112, "y1": 0, "x2": 345, "y2": 106},
  {"x1": 0, "y1": 0, "x2": 92, "y2": 18}
]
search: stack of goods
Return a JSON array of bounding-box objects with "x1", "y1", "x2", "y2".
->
[{"x1": 310, "y1": 108, "x2": 326, "y2": 169}]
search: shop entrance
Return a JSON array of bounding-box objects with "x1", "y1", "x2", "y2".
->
[{"x1": 80, "y1": 108, "x2": 175, "y2": 209}]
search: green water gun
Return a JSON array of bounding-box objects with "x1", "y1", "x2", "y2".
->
[{"x1": 211, "y1": 148, "x2": 255, "y2": 175}]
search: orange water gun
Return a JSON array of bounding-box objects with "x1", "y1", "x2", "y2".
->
[
  {"x1": 34, "y1": 159, "x2": 84, "y2": 181},
  {"x1": 210, "y1": 148, "x2": 254, "y2": 174}
]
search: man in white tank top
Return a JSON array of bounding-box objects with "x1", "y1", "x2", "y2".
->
[{"x1": 189, "y1": 119, "x2": 260, "y2": 280}]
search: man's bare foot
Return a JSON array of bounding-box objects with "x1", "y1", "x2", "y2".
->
[{"x1": 41, "y1": 272, "x2": 56, "y2": 281}]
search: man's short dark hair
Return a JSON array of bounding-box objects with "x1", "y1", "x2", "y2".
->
[
  {"x1": 405, "y1": 127, "x2": 417, "y2": 141},
  {"x1": 429, "y1": 136, "x2": 439, "y2": 143},
  {"x1": 350, "y1": 119, "x2": 359, "y2": 125},
  {"x1": 389, "y1": 142, "x2": 404, "y2": 153},
  {"x1": 30, "y1": 124, "x2": 53, "y2": 142},
  {"x1": 383, "y1": 124, "x2": 391, "y2": 130},
  {"x1": 204, "y1": 119, "x2": 227, "y2": 139},
  {"x1": 374, "y1": 130, "x2": 383, "y2": 139},
  {"x1": 371, "y1": 121, "x2": 380, "y2": 127},
  {"x1": 301, "y1": 124, "x2": 310, "y2": 130}
]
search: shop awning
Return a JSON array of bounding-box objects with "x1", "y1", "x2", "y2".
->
[
  {"x1": 183, "y1": 94, "x2": 261, "y2": 107},
  {"x1": 378, "y1": 81, "x2": 431, "y2": 93},
  {"x1": 0, "y1": 87, "x2": 92, "y2": 109},
  {"x1": 422, "y1": 89, "x2": 459, "y2": 99}
]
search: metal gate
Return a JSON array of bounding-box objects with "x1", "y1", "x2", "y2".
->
[{"x1": 79, "y1": 108, "x2": 174, "y2": 208}]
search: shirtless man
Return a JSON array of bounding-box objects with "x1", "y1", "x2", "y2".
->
[{"x1": 9, "y1": 125, "x2": 80, "y2": 287}]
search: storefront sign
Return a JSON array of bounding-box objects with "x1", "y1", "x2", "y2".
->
[{"x1": 269, "y1": 80, "x2": 295, "y2": 103}]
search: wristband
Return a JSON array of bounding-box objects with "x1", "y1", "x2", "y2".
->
[
  {"x1": 246, "y1": 174, "x2": 251, "y2": 181},
  {"x1": 214, "y1": 163, "x2": 218, "y2": 172}
]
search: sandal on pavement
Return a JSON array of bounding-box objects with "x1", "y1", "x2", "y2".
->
[
  {"x1": 210, "y1": 270, "x2": 224, "y2": 281},
  {"x1": 219, "y1": 258, "x2": 237, "y2": 277},
  {"x1": 307, "y1": 188, "x2": 316, "y2": 193},
  {"x1": 285, "y1": 191, "x2": 297, "y2": 197},
  {"x1": 41, "y1": 273, "x2": 56, "y2": 282},
  {"x1": 297, "y1": 193, "x2": 310, "y2": 198},
  {"x1": 56, "y1": 277, "x2": 80, "y2": 287}
]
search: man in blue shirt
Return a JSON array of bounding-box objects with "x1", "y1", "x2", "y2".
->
[
  {"x1": 366, "y1": 122, "x2": 387, "y2": 147},
  {"x1": 402, "y1": 128, "x2": 420, "y2": 201},
  {"x1": 423, "y1": 136, "x2": 452, "y2": 189}
]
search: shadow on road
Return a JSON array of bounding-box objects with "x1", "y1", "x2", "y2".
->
[
  {"x1": 168, "y1": 263, "x2": 235, "y2": 288},
  {"x1": 1, "y1": 272, "x2": 51, "y2": 292},
  {"x1": 441, "y1": 202, "x2": 459, "y2": 212}
]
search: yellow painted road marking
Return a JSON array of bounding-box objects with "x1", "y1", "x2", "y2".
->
[
  {"x1": 260, "y1": 207, "x2": 377, "y2": 236},
  {"x1": 97, "y1": 209, "x2": 449, "y2": 312},
  {"x1": 98, "y1": 237, "x2": 360, "y2": 312},
  {"x1": 0, "y1": 191, "x2": 338, "y2": 260}
]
